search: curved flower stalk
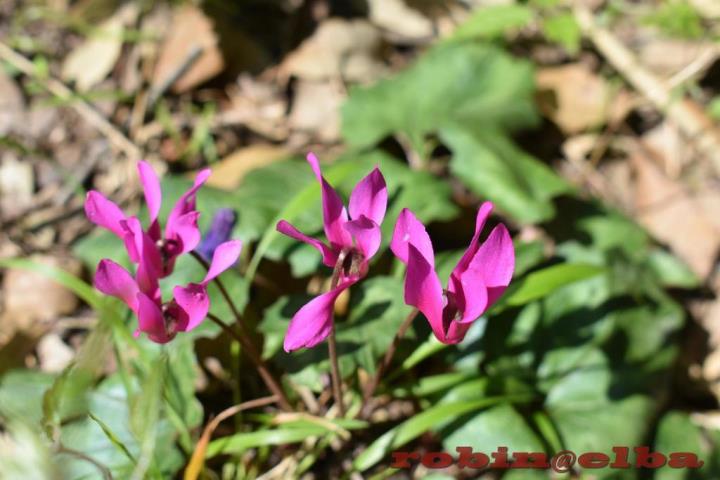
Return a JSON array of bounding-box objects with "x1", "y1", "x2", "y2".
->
[
  {"x1": 276, "y1": 153, "x2": 387, "y2": 352},
  {"x1": 391, "y1": 202, "x2": 515, "y2": 344},
  {"x1": 84, "y1": 161, "x2": 211, "y2": 277},
  {"x1": 95, "y1": 240, "x2": 242, "y2": 343}
]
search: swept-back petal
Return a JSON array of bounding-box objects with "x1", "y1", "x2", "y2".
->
[
  {"x1": 390, "y1": 208, "x2": 435, "y2": 266},
  {"x1": 173, "y1": 283, "x2": 209, "y2": 332},
  {"x1": 306, "y1": 153, "x2": 351, "y2": 248},
  {"x1": 276, "y1": 220, "x2": 338, "y2": 267},
  {"x1": 349, "y1": 167, "x2": 387, "y2": 225},
  {"x1": 283, "y1": 280, "x2": 354, "y2": 352},
  {"x1": 344, "y1": 216, "x2": 381, "y2": 261},
  {"x1": 137, "y1": 161, "x2": 162, "y2": 225},
  {"x1": 203, "y1": 240, "x2": 242, "y2": 284},
  {"x1": 454, "y1": 268, "x2": 488, "y2": 324},
  {"x1": 451, "y1": 201, "x2": 494, "y2": 277},
  {"x1": 94, "y1": 259, "x2": 140, "y2": 312},
  {"x1": 136, "y1": 292, "x2": 171, "y2": 343},
  {"x1": 405, "y1": 244, "x2": 446, "y2": 343},
  {"x1": 165, "y1": 168, "x2": 211, "y2": 239},
  {"x1": 170, "y1": 211, "x2": 202, "y2": 255},
  {"x1": 468, "y1": 223, "x2": 514, "y2": 306},
  {"x1": 121, "y1": 217, "x2": 162, "y2": 296},
  {"x1": 85, "y1": 191, "x2": 127, "y2": 238}
]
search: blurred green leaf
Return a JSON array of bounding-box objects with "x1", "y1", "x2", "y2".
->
[
  {"x1": 448, "y1": 5, "x2": 532, "y2": 41},
  {"x1": 207, "y1": 426, "x2": 332, "y2": 457},
  {"x1": 342, "y1": 42, "x2": 538, "y2": 156},
  {"x1": 503, "y1": 263, "x2": 605, "y2": 306},
  {"x1": 542, "y1": 13, "x2": 581, "y2": 53}
]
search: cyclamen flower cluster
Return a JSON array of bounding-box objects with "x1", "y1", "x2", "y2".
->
[
  {"x1": 88, "y1": 154, "x2": 515, "y2": 349},
  {"x1": 86, "y1": 162, "x2": 241, "y2": 343}
]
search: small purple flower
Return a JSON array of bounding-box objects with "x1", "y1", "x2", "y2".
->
[{"x1": 197, "y1": 208, "x2": 237, "y2": 261}]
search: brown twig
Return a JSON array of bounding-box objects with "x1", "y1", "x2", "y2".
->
[
  {"x1": 184, "y1": 395, "x2": 278, "y2": 480},
  {"x1": 572, "y1": 3, "x2": 720, "y2": 175},
  {"x1": 327, "y1": 249, "x2": 348, "y2": 417},
  {"x1": 190, "y1": 251, "x2": 292, "y2": 412},
  {"x1": 359, "y1": 308, "x2": 419, "y2": 419},
  {"x1": 0, "y1": 41, "x2": 141, "y2": 160}
]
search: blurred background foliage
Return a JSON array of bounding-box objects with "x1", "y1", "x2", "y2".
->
[{"x1": 1, "y1": 0, "x2": 720, "y2": 478}]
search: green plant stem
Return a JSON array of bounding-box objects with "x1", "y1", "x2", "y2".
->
[
  {"x1": 359, "y1": 308, "x2": 419, "y2": 419},
  {"x1": 190, "y1": 251, "x2": 292, "y2": 412},
  {"x1": 328, "y1": 250, "x2": 348, "y2": 417}
]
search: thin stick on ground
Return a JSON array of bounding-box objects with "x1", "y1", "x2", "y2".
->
[
  {"x1": 190, "y1": 251, "x2": 292, "y2": 412},
  {"x1": 359, "y1": 308, "x2": 419, "y2": 418},
  {"x1": 572, "y1": 3, "x2": 720, "y2": 174},
  {"x1": 327, "y1": 250, "x2": 349, "y2": 417},
  {"x1": 184, "y1": 395, "x2": 278, "y2": 480},
  {"x1": 0, "y1": 41, "x2": 141, "y2": 160}
]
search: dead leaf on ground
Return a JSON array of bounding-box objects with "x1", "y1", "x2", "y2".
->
[
  {"x1": 631, "y1": 152, "x2": 720, "y2": 279},
  {"x1": 0, "y1": 154, "x2": 34, "y2": 219},
  {"x1": 638, "y1": 38, "x2": 719, "y2": 79},
  {"x1": 288, "y1": 80, "x2": 344, "y2": 143},
  {"x1": 368, "y1": 0, "x2": 434, "y2": 41},
  {"x1": 61, "y1": 3, "x2": 139, "y2": 91},
  {"x1": 206, "y1": 144, "x2": 290, "y2": 190},
  {"x1": 0, "y1": 70, "x2": 25, "y2": 137},
  {"x1": 536, "y1": 63, "x2": 616, "y2": 134},
  {"x1": 37, "y1": 333, "x2": 75, "y2": 373},
  {"x1": 152, "y1": 4, "x2": 224, "y2": 94},
  {"x1": 278, "y1": 19, "x2": 386, "y2": 83},
  {"x1": 224, "y1": 75, "x2": 288, "y2": 141}
]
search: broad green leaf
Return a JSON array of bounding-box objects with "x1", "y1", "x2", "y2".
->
[
  {"x1": 448, "y1": 5, "x2": 533, "y2": 41},
  {"x1": 542, "y1": 13, "x2": 581, "y2": 53},
  {"x1": 443, "y1": 403, "x2": 544, "y2": 453},
  {"x1": 342, "y1": 42, "x2": 538, "y2": 155},
  {"x1": 442, "y1": 126, "x2": 571, "y2": 223},
  {"x1": 503, "y1": 263, "x2": 605, "y2": 306},
  {"x1": 654, "y1": 412, "x2": 708, "y2": 480},
  {"x1": 647, "y1": 249, "x2": 699, "y2": 288}
]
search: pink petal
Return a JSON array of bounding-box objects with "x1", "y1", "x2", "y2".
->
[
  {"x1": 454, "y1": 268, "x2": 488, "y2": 324},
  {"x1": 137, "y1": 161, "x2": 162, "y2": 225},
  {"x1": 173, "y1": 283, "x2": 209, "y2": 332},
  {"x1": 203, "y1": 240, "x2": 242, "y2": 284},
  {"x1": 468, "y1": 223, "x2": 514, "y2": 305},
  {"x1": 306, "y1": 153, "x2": 352, "y2": 249},
  {"x1": 94, "y1": 259, "x2": 140, "y2": 312},
  {"x1": 276, "y1": 220, "x2": 339, "y2": 267},
  {"x1": 390, "y1": 208, "x2": 435, "y2": 266},
  {"x1": 349, "y1": 167, "x2": 387, "y2": 225},
  {"x1": 405, "y1": 244, "x2": 447, "y2": 343},
  {"x1": 172, "y1": 211, "x2": 202, "y2": 255},
  {"x1": 444, "y1": 319, "x2": 473, "y2": 344},
  {"x1": 344, "y1": 216, "x2": 381, "y2": 261},
  {"x1": 283, "y1": 280, "x2": 354, "y2": 352},
  {"x1": 136, "y1": 292, "x2": 171, "y2": 343},
  {"x1": 121, "y1": 217, "x2": 162, "y2": 296},
  {"x1": 84, "y1": 191, "x2": 127, "y2": 238},
  {"x1": 451, "y1": 201, "x2": 494, "y2": 277},
  {"x1": 165, "y1": 168, "x2": 210, "y2": 239}
]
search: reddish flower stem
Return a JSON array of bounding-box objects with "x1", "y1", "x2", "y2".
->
[
  {"x1": 327, "y1": 249, "x2": 348, "y2": 417},
  {"x1": 191, "y1": 251, "x2": 292, "y2": 412},
  {"x1": 359, "y1": 308, "x2": 419, "y2": 419}
]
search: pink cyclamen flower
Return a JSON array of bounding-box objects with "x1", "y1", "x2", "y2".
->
[
  {"x1": 94, "y1": 240, "x2": 242, "y2": 343},
  {"x1": 276, "y1": 153, "x2": 387, "y2": 352},
  {"x1": 84, "y1": 161, "x2": 211, "y2": 277},
  {"x1": 390, "y1": 202, "x2": 514, "y2": 344}
]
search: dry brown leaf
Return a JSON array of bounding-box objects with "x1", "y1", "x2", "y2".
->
[
  {"x1": 37, "y1": 333, "x2": 75, "y2": 373},
  {"x1": 368, "y1": 0, "x2": 434, "y2": 40},
  {"x1": 279, "y1": 19, "x2": 385, "y2": 83},
  {"x1": 288, "y1": 80, "x2": 343, "y2": 143},
  {"x1": 632, "y1": 153, "x2": 720, "y2": 279},
  {"x1": 206, "y1": 144, "x2": 289, "y2": 190},
  {"x1": 61, "y1": 3, "x2": 139, "y2": 91},
  {"x1": 638, "y1": 39, "x2": 719, "y2": 78},
  {"x1": 0, "y1": 70, "x2": 25, "y2": 137},
  {"x1": 0, "y1": 154, "x2": 34, "y2": 218},
  {"x1": 536, "y1": 64, "x2": 613, "y2": 134},
  {"x1": 152, "y1": 5, "x2": 224, "y2": 94}
]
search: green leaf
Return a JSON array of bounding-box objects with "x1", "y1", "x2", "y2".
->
[
  {"x1": 443, "y1": 403, "x2": 545, "y2": 453},
  {"x1": 207, "y1": 426, "x2": 332, "y2": 457},
  {"x1": 503, "y1": 263, "x2": 605, "y2": 306},
  {"x1": 646, "y1": 249, "x2": 699, "y2": 288},
  {"x1": 542, "y1": 13, "x2": 581, "y2": 53},
  {"x1": 654, "y1": 412, "x2": 707, "y2": 480},
  {"x1": 448, "y1": 5, "x2": 533, "y2": 41},
  {"x1": 353, "y1": 397, "x2": 533, "y2": 472},
  {"x1": 342, "y1": 42, "x2": 538, "y2": 155},
  {"x1": 443, "y1": 126, "x2": 571, "y2": 223}
]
